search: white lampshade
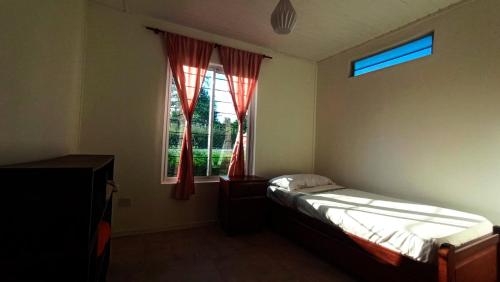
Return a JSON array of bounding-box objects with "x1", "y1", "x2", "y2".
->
[{"x1": 271, "y1": 0, "x2": 297, "y2": 35}]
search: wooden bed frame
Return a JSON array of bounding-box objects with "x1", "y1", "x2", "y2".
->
[{"x1": 268, "y1": 200, "x2": 500, "y2": 282}]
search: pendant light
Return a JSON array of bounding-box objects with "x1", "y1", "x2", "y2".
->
[{"x1": 271, "y1": 0, "x2": 297, "y2": 35}]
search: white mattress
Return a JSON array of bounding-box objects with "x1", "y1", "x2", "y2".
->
[{"x1": 268, "y1": 185, "x2": 493, "y2": 263}]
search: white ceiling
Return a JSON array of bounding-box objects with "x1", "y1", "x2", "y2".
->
[{"x1": 92, "y1": 0, "x2": 464, "y2": 61}]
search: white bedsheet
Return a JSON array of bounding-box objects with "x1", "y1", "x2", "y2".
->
[{"x1": 267, "y1": 185, "x2": 493, "y2": 263}]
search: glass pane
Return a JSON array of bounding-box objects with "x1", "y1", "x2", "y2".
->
[
  {"x1": 354, "y1": 47, "x2": 432, "y2": 76},
  {"x1": 353, "y1": 34, "x2": 433, "y2": 76},
  {"x1": 210, "y1": 72, "x2": 247, "y2": 176},
  {"x1": 166, "y1": 81, "x2": 184, "y2": 177},
  {"x1": 192, "y1": 72, "x2": 212, "y2": 176},
  {"x1": 167, "y1": 70, "x2": 213, "y2": 177}
]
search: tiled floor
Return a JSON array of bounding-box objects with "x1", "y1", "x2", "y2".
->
[{"x1": 107, "y1": 225, "x2": 358, "y2": 282}]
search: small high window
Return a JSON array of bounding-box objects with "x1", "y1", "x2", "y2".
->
[{"x1": 352, "y1": 33, "x2": 434, "y2": 77}]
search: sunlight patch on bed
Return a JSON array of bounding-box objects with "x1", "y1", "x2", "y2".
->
[
  {"x1": 313, "y1": 193, "x2": 374, "y2": 205},
  {"x1": 305, "y1": 199, "x2": 354, "y2": 209}
]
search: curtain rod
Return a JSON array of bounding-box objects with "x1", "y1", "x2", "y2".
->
[{"x1": 145, "y1": 26, "x2": 273, "y2": 59}]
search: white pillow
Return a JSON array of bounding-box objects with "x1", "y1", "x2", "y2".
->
[{"x1": 269, "y1": 174, "x2": 335, "y2": 191}]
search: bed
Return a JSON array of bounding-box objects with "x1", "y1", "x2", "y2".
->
[{"x1": 267, "y1": 175, "x2": 499, "y2": 282}]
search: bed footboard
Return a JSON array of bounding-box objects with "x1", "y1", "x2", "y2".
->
[{"x1": 438, "y1": 226, "x2": 499, "y2": 282}]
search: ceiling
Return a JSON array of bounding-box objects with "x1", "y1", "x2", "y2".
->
[{"x1": 92, "y1": 0, "x2": 464, "y2": 61}]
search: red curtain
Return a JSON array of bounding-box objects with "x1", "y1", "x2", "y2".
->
[
  {"x1": 218, "y1": 46, "x2": 263, "y2": 176},
  {"x1": 165, "y1": 33, "x2": 214, "y2": 199},
  {"x1": 97, "y1": 221, "x2": 111, "y2": 257}
]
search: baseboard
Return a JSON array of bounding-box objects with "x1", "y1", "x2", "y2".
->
[{"x1": 111, "y1": 220, "x2": 218, "y2": 238}]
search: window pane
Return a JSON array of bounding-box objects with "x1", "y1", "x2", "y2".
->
[
  {"x1": 210, "y1": 72, "x2": 247, "y2": 176},
  {"x1": 352, "y1": 34, "x2": 433, "y2": 77},
  {"x1": 192, "y1": 73, "x2": 212, "y2": 176},
  {"x1": 354, "y1": 47, "x2": 432, "y2": 76},
  {"x1": 167, "y1": 71, "x2": 213, "y2": 177},
  {"x1": 166, "y1": 82, "x2": 184, "y2": 177}
]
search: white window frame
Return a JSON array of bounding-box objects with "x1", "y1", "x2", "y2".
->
[{"x1": 161, "y1": 63, "x2": 256, "y2": 184}]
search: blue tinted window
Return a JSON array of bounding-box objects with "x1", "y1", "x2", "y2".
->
[{"x1": 352, "y1": 34, "x2": 433, "y2": 77}]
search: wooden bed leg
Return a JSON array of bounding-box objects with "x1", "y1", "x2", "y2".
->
[
  {"x1": 494, "y1": 226, "x2": 500, "y2": 282},
  {"x1": 438, "y1": 244, "x2": 456, "y2": 282}
]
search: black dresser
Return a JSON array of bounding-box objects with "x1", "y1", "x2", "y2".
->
[{"x1": 0, "y1": 155, "x2": 115, "y2": 282}]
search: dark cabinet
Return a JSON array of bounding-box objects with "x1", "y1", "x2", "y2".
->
[
  {"x1": 218, "y1": 175, "x2": 269, "y2": 235},
  {"x1": 0, "y1": 155, "x2": 115, "y2": 282}
]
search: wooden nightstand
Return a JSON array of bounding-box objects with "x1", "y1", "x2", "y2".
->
[{"x1": 218, "y1": 175, "x2": 269, "y2": 235}]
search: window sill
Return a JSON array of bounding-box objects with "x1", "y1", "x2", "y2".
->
[{"x1": 161, "y1": 176, "x2": 221, "y2": 185}]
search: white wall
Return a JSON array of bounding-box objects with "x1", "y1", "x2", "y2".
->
[
  {"x1": 0, "y1": 0, "x2": 86, "y2": 165},
  {"x1": 315, "y1": 0, "x2": 500, "y2": 224},
  {"x1": 80, "y1": 2, "x2": 316, "y2": 234}
]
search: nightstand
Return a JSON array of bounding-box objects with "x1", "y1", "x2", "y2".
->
[{"x1": 218, "y1": 175, "x2": 269, "y2": 235}]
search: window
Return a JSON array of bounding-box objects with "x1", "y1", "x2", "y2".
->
[
  {"x1": 163, "y1": 66, "x2": 253, "y2": 181},
  {"x1": 352, "y1": 33, "x2": 434, "y2": 77}
]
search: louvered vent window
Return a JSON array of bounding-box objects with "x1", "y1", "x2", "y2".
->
[{"x1": 352, "y1": 33, "x2": 434, "y2": 77}]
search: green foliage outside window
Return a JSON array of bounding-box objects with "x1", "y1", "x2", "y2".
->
[{"x1": 167, "y1": 72, "x2": 248, "y2": 177}]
